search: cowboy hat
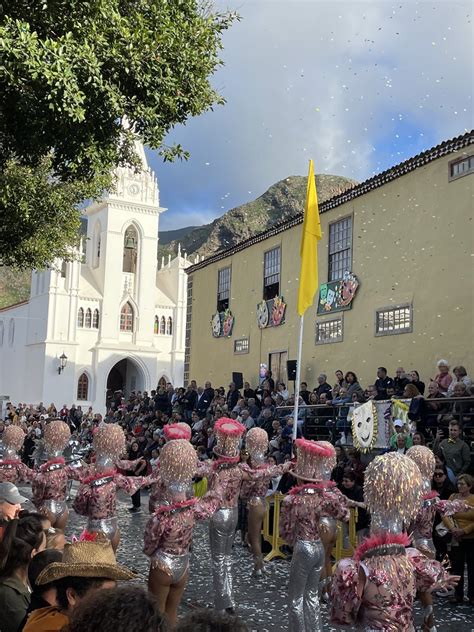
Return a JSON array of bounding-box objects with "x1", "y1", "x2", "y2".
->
[{"x1": 36, "y1": 541, "x2": 136, "y2": 585}]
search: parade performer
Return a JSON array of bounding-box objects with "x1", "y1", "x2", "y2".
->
[
  {"x1": 315, "y1": 440, "x2": 339, "y2": 602},
  {"x1": 148, "y1": 422, "x2": 192, "y2": 513},
  {"x1": 0, "y1": 425, "x2": 34, "y2": 483},
  {"x1": 406, "y1": 445, "x2": 468, "y2": 632},
  {"x1": 31, "y1": 420, "x2": 81, "y2": 529},
  {"x1": 280, "y1": 439, "x2": 350, "y2": 632},
  {"x1": 73, "y1": 424, "x2": 153, "y2": 551},
  {"x1": 240, "y1": 427, "x2": 290, "y2": 577},
  {"x1": 207, "y1": 418, "x2": 246, "y2": 613},
  {"x1": 144, "y1": 439, "x2": 222, "y2": 626},
  {"x1": 331, "y1": 452, "x2": 460, "y2": 631}
]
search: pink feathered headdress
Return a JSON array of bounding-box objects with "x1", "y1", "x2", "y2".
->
[
  {"x1": 355, "y1": 531, "x2": 411, "y2": 561},
  {"x1": 163, "y1": 423, "x2": 192, "y2": 442},
  {"x1": 213, "y1": 417, "x2": 246, "y2": 460},
  {"x1": 294, "y1": 439, "x2": 336, "y2": 482}
]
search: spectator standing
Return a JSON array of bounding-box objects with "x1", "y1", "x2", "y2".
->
[
  {"x1": 182, "y1": 385, "x2": 198, "y2": 422},
  {"x1": 447, "y1": 366, "x2": 473, "y2": 397},
  {"x1": 434, "y1": 420, "x2": 471, "y2": 477},
  {"x1": 23, "y1": 541, "x2": 135, "y2": 632},
  {"x1": 434, "y1": 359, "x2": 453, "y2": 395},
  {"x1": 374, "y1": 367, "x2": 394, "y2": 400},
  {"x1": 409, "y1": 370, "x2": 425, "y2": 395},
  {"x1": 314, "y1": 374, "x2": 332, "y2": 400},
  {"x1": 243, "y1": 381, "x2": 256, "y2": 400},
  {"x1": 332, "y1": 370, "x2": 347, "y2": 398},
  {"x1": 344, "y1": 371, "x2": 363, "y2": 399},
  {"x1": 24, "y1": 549, "x2": 62, "y2": 621},
  {"x1": 226, "y1": 382, "x2": 241, "y2": 411},
  {"x1": 339, "y1": 471, "x2": 370, "y2": 539},
  {"x1": 441, "y1": 474, "x2": 474, "y2": 605},
  {"x1": 127, "y1": 441, "x2": 146, "y2": 513},
  {"x1": 393, "y1": 367, "x2": 409, "y2": 397},
  {"x1": 432, "y1": 465, "x2": 457, "y2": 561},
  {"x1": 0, "y1": 513, "x2": 46, "y2": 632},
  {"x1": 299, "y1": 382, "x2": 311, "y2": 405}
]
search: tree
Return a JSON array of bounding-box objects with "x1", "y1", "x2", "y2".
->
[{"x1": 0, "y1": 0, "x2": 236, "y2": 268}]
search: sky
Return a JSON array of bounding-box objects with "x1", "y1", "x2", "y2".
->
[{"x1": 147, "y1": 0, "x2": 472, "y2": 231}]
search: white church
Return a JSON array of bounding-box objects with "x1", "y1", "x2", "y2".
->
[{"x1": 0, "y1": 144, "x2": 191, "y2": 412}]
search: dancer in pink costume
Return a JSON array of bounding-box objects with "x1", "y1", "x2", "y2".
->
[
  {"x1": 31, "y1": 420, "x2": 83, "y2": 530},
  {"x1": 406, "y1": 445, "x2": 468, "y2": 632},
  {"x1": 144, "y1": 439, "x2": 222, "y2": 626},
  {"x1": 240, "y1": 427, "x2": 290, "y2": 577},
  {"x1": 331, "y1": 452, "x2": 460, "y2": 632},
  {"x1": 0, "y1": 425, "x2": 34, "y2": 483},
  {"x1": 148, "y1": 423, "x2": 192, "y2": 513},
  {"x1": 73, "y1": 424, "x2": 154, "y2": 551},
  {"x1": 206, "y1": 418, "x2": 246, "y2": 613},
  {"x1": 280, "y1": 439, "x2": 350, "y2": 632}
]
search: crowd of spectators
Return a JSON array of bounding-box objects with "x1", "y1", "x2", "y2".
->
[{"x1": 1, "y1": 359, "x2": 473, "y2": 621}]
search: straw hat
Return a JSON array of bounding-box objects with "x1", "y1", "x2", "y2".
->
[
  {"x1": 36, "y1": 541, "x2": 136, "y2": 585},
  {"x1": 213, "y1": 417, "x2": 246, "y2": 460},
  {"x1": 293, "y1": 439, "x2": 336, "y2": 482}
]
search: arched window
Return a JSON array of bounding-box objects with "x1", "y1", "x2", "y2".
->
[
  {"x1": 120, "y1": 302, "x2": 134, "y2": 332},
  {"x1": 60, "y1": 261, "x2": 67, "y2": 278},
  {"x1": 154, "y1": 315, "x2": 159, "y2": 334},
  {"x1": 160, "y1": 316, "x2": 166, "y2": 335},
  {"x1": 77, "y1": 308, "x2": 84, "y2": 328},
  {"x1": 85, "y1": 308, "x2": 92, "y2": 328},
  {"x1": 77, "y1": 373, "x2": 89, "y2": 400},
  {"x1": 93, "y1": 309, "x2": 100, "y2": 329},
  {"x1": 123, "y1": 225, "x2": 138, "y2": 273},
  {"x1": 0, "y1": 321, "x2": 4, "y2": 346},
  {"x1": 166, "y1": 316, "x2": 173, "y2": 336}
]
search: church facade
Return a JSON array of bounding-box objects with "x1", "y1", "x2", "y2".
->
[{"x1": 0, "y1": 144, "x2": 190, "y2": 412}]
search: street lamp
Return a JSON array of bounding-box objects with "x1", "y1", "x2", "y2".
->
[{"x1": 58, "y1": 352, "x2": 68, "y2": 374}]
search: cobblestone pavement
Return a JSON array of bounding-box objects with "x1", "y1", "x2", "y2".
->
[{"x1": 21, "y1": 484, "x2": 473, "y2": 631}]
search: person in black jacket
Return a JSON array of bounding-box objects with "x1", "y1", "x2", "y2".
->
[
  {"x1": 196, "y1": 382, "x2": 214, "y2": 418},
  {"x1": 374, "y1": 367, "x2": 394, "y2": 400},
  {"x1": 339, "y1": 471, "x2": 370, "y2": 537},
  {"x1": 226, "y1": 383, "x2": 241, "y2": 411}
]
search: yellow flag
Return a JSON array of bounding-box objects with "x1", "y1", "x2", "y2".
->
[{"x1": 297, "y1": 160, "x2": 322, "y2": 316}]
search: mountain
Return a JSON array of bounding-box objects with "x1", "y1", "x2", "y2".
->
[
  {"x1": 0, "y1": 174, "x2": 356, "y2": 309},
  {"x1": 157, "y1": 174, "x2": 357, "y2": 261}
]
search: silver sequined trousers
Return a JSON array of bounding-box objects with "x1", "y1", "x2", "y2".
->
[
  {"x1": 288, "y1": 539, "x2": 324, "y2": 632},
  {"x1": 209, "y1": 506, "x2": 238, "y2": 610}
]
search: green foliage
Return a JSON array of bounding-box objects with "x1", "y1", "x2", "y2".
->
[{"x1": 0, "y1": 0, "x2": 236, "y2": 267}]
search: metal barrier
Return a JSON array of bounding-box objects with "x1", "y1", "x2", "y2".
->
[{"x1": 262, "y1": 493, "x2": 359, "y2": 563}]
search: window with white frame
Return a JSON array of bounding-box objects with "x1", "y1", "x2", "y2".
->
[
  {"x1": 166, "y1": 316, "x2": 173, "y2": 336},
  {"x1": 328, "y1": 217, "x2": 352, "y2": 282},
  {"x1": 449, "y1": 155, "x2": 474, "y2": 181},
  {"x1": 375, "y1": 304, "x2": 412, "y2": 336},
  {"x1": 92, "y1": 309, "x2": 100, "y2": 329},
  {"x1": 8, "y1": 319, "x2": 14, "y2": 346},
  {"x1": 217, "y1": 267, "x2": 231, "y2": 312},
  {"x1": 160, "y1": 316, "x2": 166, "y2": 335},
  {"x1": 77, "y1": 308, "x2": 84, "y2": 328},
  {"x1": 234, "y1": 338, "x2": 249, "y2": 354},
  {"x1": 315, "y1": 318, "x2": 343, "y2": 344},
  {"x1": 0, "y1": 321, "x2": 3, "y2": 346},
  {"x1": 263, "y1": 247, "x2": 281, "y2": 300},
  {"x1": 77, "y1": 373, "x2": 89, "y2": 400},
  {"x1": 85, "y1": 308, "x2": 92, "y2": 328}
]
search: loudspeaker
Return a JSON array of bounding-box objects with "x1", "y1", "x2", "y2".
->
[
  {"x1": 232, "y1": 372, "x2": 243, "y2": 390},
  {"x1": 286, "y1": 360, "x2": 297, "y2": 381}
]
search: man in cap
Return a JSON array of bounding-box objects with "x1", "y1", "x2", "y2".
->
[
  {"x1": 23, "y1": 540, "x2": 136, "y2": 632},
  {"x1": 0, "y1": 482, "x2": 28, "y2": 533}
]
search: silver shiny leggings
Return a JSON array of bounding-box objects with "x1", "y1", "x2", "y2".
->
[
  {"x1": 288, "y1": 539, "x2": 324, "y2": 632},
  {"x1": 209, "y1": 507, "x2": 238, "y2": 611}
]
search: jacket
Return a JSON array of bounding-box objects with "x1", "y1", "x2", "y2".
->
[
  {"x1": 22, "y1": 606, "x2": 70, "y2": 632},
  {"x1": 0, "y1": 575, "x2": 30, "y2": 632}
]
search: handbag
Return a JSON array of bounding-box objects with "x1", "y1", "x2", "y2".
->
[{"x1": 434, "y1": 522, "x2": 449, "y2": 538}]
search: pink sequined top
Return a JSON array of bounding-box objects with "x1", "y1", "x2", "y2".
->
[
  {"x1": 0, "y1": 459, "x2": 34, "y2": 484},
  {"x1": 331, "y1": 534, "x2": 454, "y2": 631},
  {"x1": 144, "y1": 492, "x2": 222, "y2": 557},
  {"x1": 280, "y1": 483, "x2": 350, "y2": 545},
  {"x1": 411, "y1": 493, "x2": 468, "y2": 540},
  {"x1": 207, "y1": 462, "x2": 244, "y2": 509},
  {"x1": 73, "y1": 468, "x2": 151, "y2": 520},
  {"x1": 32, "y1": 459, "x2": 83, "y2": 507},
  {"x1": 240, "y1": 462, "x2": 286, "y2": 500}
]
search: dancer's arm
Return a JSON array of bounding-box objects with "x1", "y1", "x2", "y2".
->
[
  {"x1": 407, "y1": 547, "x2": 460, "y2": 592},
  {"x1": 143, "y1": 514, "x2": 166, "y2": 557},
  {"x1": 321, "y1": 488, "x2": 351, "y2": 522}
]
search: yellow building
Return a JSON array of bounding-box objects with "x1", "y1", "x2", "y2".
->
[{"x1": 185, "y1": 132, "x2": 473, "y2": 390}]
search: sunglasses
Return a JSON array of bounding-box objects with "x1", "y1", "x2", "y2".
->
[{"x1": 433, "y1": 472, "x2": 445, "y2": 477}]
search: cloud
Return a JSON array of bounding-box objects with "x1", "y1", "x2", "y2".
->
[{"x1": 150, "y1": 1, "x2": 472, "y2": 231}]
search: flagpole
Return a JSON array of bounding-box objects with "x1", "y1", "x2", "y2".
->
[{"x1": 292, "y1": 314, "x2": 305, "y2": 442}]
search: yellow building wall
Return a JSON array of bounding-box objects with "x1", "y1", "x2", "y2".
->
[{"x1": 188, "y1": 150, "x2": 473, "y2": 390}]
